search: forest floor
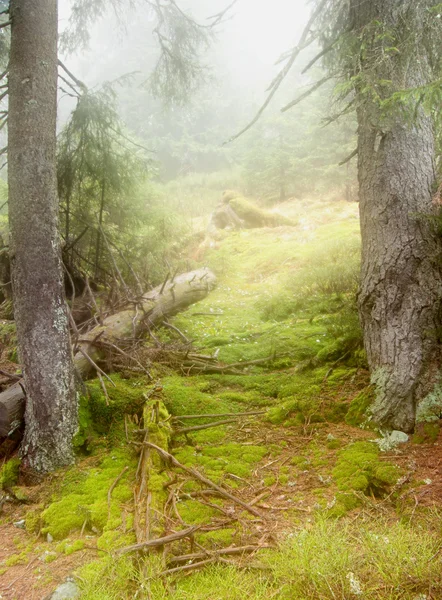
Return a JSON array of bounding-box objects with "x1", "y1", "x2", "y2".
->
[{"x1": 1, "y1": 197, "x2": 442, "y2": 599}]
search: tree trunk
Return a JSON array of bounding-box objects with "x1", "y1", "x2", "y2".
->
[
  {"x1": 8, "y1": 0, "x2": 76, "y2": 471},
  {"x1": 352, "y1": 0, "x2": 442, "y2": 431},
  {"x1": 0, "y1": 268, "x2": 216, "y2": 438}
]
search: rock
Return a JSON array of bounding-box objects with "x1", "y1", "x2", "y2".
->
[
  {"x1": 47, "y1": 533, "x2": 54, "y2": 543},
  {"x1": 50, "y1": 581, "x2": 81, "y2": 600},
  {"x1": 13, "y1": 519, "x2": 25, "y2": 529},
  {"x1": 374, "y1": 430, "x2": 409, "y2": 452}
]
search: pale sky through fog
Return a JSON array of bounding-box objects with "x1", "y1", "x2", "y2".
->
[{"x1": 58, "y1": 0, "x2": 311, "y2": 97}]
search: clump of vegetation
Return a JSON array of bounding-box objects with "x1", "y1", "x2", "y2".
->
[
  {"x1": 345, "y1": 386, "x2": 375, "y2": 427},
  {"x1": 174, "y1": 442, "x2": 268, "y2": 484},
  {"x1": 85, "y1": 375, "x2": 151, "y2": 433},
  {"x1": 41, "y1": 448, "x2": 135, "y2": 541},
  {"x1": 413, "y1": 422, "x2": 440, "y2": 444},
  {"x1": 0, "y1": 457, "x2": 21, "y2": 489},
  {"x1": 332, "y1": 441, "x2": 400, "y2": 498},
  {"x1": 227, "y1": 192, "x2": 294, "y2": 228}
]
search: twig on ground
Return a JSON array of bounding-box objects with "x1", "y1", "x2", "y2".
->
[
  {"x1": 117, "y1": 525, "x2": 201, "y2": 555},
  {"x1": 107, "y1": 466, "x2": 129, "y2": 519},
  {"x1": 142, "y1": 442, "x2": 264, "y2": 519}
]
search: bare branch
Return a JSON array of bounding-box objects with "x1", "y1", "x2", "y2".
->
[
  {"x1": 0, "y1": 20, "x2": 11, "y2": 29},
  {"x1": 339, "y1": 147, "x2": 358, "y2": 166},
  {"x1": 57, "y1": 60, "x2": 88, "y2": 92},
  {"x1": 301, "y1": 38, "x2": 338, "y2": 74},
  {"x1": 225, "y1": 0, "x2": 328, "y2": 143},
  {"x1": 321, "y1": 98, "x2": 355, "y2": 127},
  {"x1": 281, "y1": 74, "x2": 335, "y2": 112}
]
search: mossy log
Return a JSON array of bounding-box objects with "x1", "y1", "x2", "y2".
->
[
  {"x1": 74, "y1": 267, "x2": 217, "y2": 378},
  {"x1": 0, "y1": 268, "x2": 216, "y2": 438},
  {"x1": 134, "y1": 400, "x2": 172, "y2": 545}
]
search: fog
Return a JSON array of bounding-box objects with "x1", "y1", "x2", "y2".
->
[{"x1": 58, "y1": 0, "x2": 312, "y2": 127}]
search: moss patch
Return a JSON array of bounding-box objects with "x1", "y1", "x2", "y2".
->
[
  {"x1": 345, "y1": 386, "x2": 375, "y2": 427},
  {"x1": 41, "y1": 448, "x2": 135, "y2": 540},
  {"x1": 0, "y1": 457, "x2": 20, "y2": 489},
  {"x1": 332, "y1": 441, "x2": 400, "y2": 498}
]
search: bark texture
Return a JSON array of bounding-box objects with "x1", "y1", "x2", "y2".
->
[
  {"x1": 352, "y1": 0, "x2": 442, "y2": 431},
  {"x1": 8, "y1": 0, "x2": 76, "y2": 471}
]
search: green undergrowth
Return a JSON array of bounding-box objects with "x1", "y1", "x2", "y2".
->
[
  {"x1": 174, "y1": 442, "x2": 268, "y2": 485},
  {"x1": 38, "y1": 448, "x2": 136, "y2": 546},
  {"x1": 228, "y1": 193, "x2": 295, "y2": 228},
  {"x1": 0, "y1": 456, "x2": 21, "y2": 488},
  {"x1": 76, "y1": 516, "x2": 442, "y2": 599},
  {"x1": 329, "y1": 441, "x2": 401, "y2": 517},
  {"x1": 171, "y1": 200, "x2": 364, "y2": 370}
]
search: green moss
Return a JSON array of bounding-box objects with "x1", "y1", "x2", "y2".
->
[
  {"x1": 0, "y1": 457, "x2": 20, "y2": 489},
  {"x1": 332, "y1": 441, "x2": 400, "y2": 497},
  {"x1": 162, "y1": 376, "x2": 236, "y2": 418},
  {"x1": 86, "y1": 375, "x2": 150, "y2": 433},
  {"x1": 413, "y1": 422, "x2": 440, "y2": 444},
  {"x1": 327, "y1": 439, "x2": 342, "y2": 450},
  {"x1": 55, "y1": 539, "x2": 86, "y2": 555},
  {"x1": 179, "y1": 499, "x2": 216, "y2": 524},
  {"x1": 25, "y1": 508, "x2": 42, "y2": 534},
  {"x1": 345, "y1": 386, "x2": 375, "y2": 427},
  {"x1": 264, "y1": 475, "x2": 276, "y2": 486},
  {"x1": 197, "y1": 528, "x2": 236, "y2": 547},
  {"x1": 41, "y1": 448, "x2": 135, "y2": 540},
  {"x1": 229, "y1": 194, "x2": 294, "y2": 228},
  {"x1": 5, "y1": 550, "x2": 29, "y2": 567},
  {"x1": 73, "y1": 394, "x2": 96, "y2": 451},
  {"x1": 327, "y1": 492, "x2": 361, "y2": 518},
  {"x1": 174, "y1": 443, "x2": 267, "y2": 486}
]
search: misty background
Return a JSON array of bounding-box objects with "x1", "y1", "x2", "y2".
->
[{"x1": 56, "y1": 0, "x2": 356, "y2": 212}]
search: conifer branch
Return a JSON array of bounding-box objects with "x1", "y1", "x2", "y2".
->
[
  {"x1": 57, "y1": 60, "x2": 88, "y2": 92},
  {"x1": 339, "y1": 147, "x2": 358, "y2": 166},
  {"x1": 226, "y1": 0, "x2": 328, "y2": 144},
  {"x1": 281, "y1": 74, "x2": 335, "y2": 113}
]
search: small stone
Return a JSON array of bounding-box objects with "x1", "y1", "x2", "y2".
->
[
  {"x1": 374, "y1": 430, "x2": 409, "y2": 451},
  {"x1": 50, "y1": 581, "x2": 81, "y2": 600},
  {"x1": 13, "y1": 519, "x2": 25, "y2": 529},
  {"x1": 47, "y1": 533, "x2": 54, "y2": 543}
]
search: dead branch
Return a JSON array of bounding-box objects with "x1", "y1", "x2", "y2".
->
[
  {"x1": 339, "y1": 147, "x2": 358, "y2": 166},
  {"x1": 162, "y1": 321, "x2": 191, "y2": 344},
  {"x1": 172, "y1": 410, "x2": 266, "y2": 421},
  {"x1": 97, "y1": 371, "x2": 110, "y2": 406},
  {"x1": 301, "y1": 38, "x2": 338, "y2": 74},
  {"x1": 77, "y1": 348, "x2": 116, "y2": 387},
  {"x1": 117, "y1": 525, "x2": 201, "y2": 555},
  {"x1": 173, "y1": 419, "x2": 237, "y2": 436},
  {"x1": 142, "y1": 442, "x2": 264, "y2": 519},
  {"x1": 168, "y1": 544, "x2": 275, "y2": 565},
  {"x1": 281, "y1": 75, "x2": 335, "y2": 112},
  {"x1": 160, "y1": 557, "x2": 217, "y2": 577},
  {"x1": 57, "y1": 60, "x2": 88, "y2": 92},
  {"x1": 226, "y1": 0, "x2": 327, "y2": 143},
  {"x1": 107, "y1": 465, "x2": 129, "y2": 519}
]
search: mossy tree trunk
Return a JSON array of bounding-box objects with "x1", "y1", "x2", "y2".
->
[
  {"x1": 8, "y1": 0, "x2": 76, "y2": 472},
  {"x1": 352, "y1": 0, "x2": 442, "y2": 432}
]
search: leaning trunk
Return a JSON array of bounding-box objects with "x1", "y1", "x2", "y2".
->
[
  {"x1": 8, "y1": 0, "x2": 76, "y2": 471},
  {"x1": 353, "y1": 0, "x2": 442, "y2": 431}
]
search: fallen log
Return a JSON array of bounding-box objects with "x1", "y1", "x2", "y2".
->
[{"x1": 0, "y1": 268, "x2": 216, "y2": 438}]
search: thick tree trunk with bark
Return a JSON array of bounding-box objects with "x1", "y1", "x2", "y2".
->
[
  {"x1": 352, "y1": 0, "x2": 442, "y2": 431},
  {"x1": 8, "y1": 0, "x2": 76, "y2": 471}
]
